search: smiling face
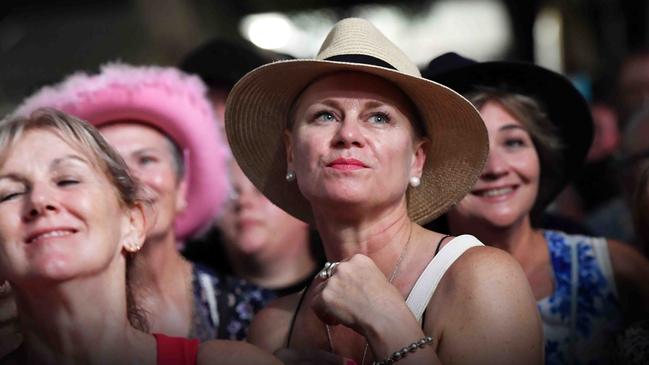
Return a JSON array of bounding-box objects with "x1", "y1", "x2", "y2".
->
[
  {"x1": 286, "y1": 72, "x2": 426, "y2": 219},
  {"x1": 448, "y1": 100, "x2": 540, "y2": 228},
  {"x1": 0, "y1": 129, "x2": 135, "y2": 284},
  {"x1": 99, "y1": 123, "x2": 187, "y2": 242}
]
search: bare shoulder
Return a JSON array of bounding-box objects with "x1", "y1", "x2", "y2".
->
[
  {"x1": 197, "y1": 340, "x2": 282, "y2": 365},
  {"x1": 247, "y1": 291, "x2": 304, "y2": 352},
  {"x1": 430, "y1": 244, "x2": 543, "y2": 365},
  {"x1": 447, "y1": 243, "x2": 525, "y2": 284}
]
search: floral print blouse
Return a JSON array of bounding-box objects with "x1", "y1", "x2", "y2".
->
[
  {"x1": 188, "y1": 264, "x2": 276, "y2": 341},
  {"x1": 538, "y1": 230, "x2": 623, "y2": 364}
]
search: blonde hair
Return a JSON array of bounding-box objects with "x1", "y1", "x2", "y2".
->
[{"x1": 0, "y1": 107, "x2": 148, "y2": 330}]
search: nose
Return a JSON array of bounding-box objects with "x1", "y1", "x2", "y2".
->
[
  {"x1": 332, "y1": 117, "x2": 365, "y2": 148},
  {"x1": 22, "y1": 184, "x2": 59, "y2": 222},
  {"x1": 480, "y1": 148, "x2": 509, "y2": 181}
]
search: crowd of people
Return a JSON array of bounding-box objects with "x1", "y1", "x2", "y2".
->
[{"x1": 0, "y1": 16, "x2": 648, "y2": 365}]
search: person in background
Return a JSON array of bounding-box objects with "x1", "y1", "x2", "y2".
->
[
  {"x1": 228, "y1": 18, "x2": 543, "y2": 365},
  {"x1": 181, "y1": 38, "x2": 323, "y2": 294},
  {"x1": 424, "y1": 52, "x2": 649, "y2": 365},
  {"x1": 586, "y1": 106, "x2": 649, "y2": 247},
  {"x1": 11, "y1": 63, "x2": 274, "y2": 341},
  {"x1": 0, "y1": 108, "x2": 280, "y2": 365}
]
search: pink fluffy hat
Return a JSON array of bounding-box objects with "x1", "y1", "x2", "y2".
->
[{"x1": 13, "y1": 63, "x2": 230, "y2": 240}]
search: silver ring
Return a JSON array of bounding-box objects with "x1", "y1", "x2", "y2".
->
[
  {"x1": 318, "y1": 261, "x2": 339, "y2": 280},
  {"x1": 326, "y1": 262, "x2": 339, "y2": 278}
]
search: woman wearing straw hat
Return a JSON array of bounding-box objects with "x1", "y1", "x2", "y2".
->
[
  {"x1": 0, "y1": 109, "x2": 281, "y2": 365},
  {"x1": 226, "y1": 18, "x2": 543, "y2": 365},
  {"x1": 9, "y1": 64, "x2": 275, "y2": 341},
  {"x1": 423, "y1": 52, "x2": 649, "y2": 364}
]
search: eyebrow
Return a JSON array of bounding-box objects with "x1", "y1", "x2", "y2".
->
[
  {"x1": 0, "y1": 154, "x2": 90, "y2": 182},
  {"x1": 499, "y1": 124, "x2": 527, "y2": 132},
  {"x1": 50, "y1": 154, "x2": 92, "y2": 170}
]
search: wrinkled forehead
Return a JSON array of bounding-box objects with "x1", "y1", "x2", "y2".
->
[{"x1": 295, "y1": 71, "x2": 414, "y2": 109}]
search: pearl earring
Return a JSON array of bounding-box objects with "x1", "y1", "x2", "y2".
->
[
  {"x1": 285, "y1": 170, "x2": 296, "y2": 182},
  {"x1": 125, "y1": 241, "x2": 141, "y2": 253},
  {"x1": 409, "y1": 176, "x2": 421, "y2": 187}
]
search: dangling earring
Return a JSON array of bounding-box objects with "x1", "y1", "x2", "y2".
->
[
  {"x1": 286, "y1": 170, "x2": 296, "y2": 182},
  {"x1": 409, "y1": 176, "x2": 421, "y2": 187}
]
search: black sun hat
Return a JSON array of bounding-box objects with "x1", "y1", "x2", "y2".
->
[{"x1": 423, "y1": 52, "x2": 594, "y2": 215}]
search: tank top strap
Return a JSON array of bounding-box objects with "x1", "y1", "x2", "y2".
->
[
  {"x1": 406, "y1": 234, "x2": 483, "y2": 321},
  {"x1": 286, "y1": 276, "x2": 314, "y2": 347},
  {"x1": 153, "y1": 333, "x2": 200, "y2": 365}
]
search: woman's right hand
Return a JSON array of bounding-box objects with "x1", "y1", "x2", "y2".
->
[
  {"x1": 310, "y1": 254, "x2": 414, "y2": 334},
  {"x1": 0, "y1": 280, "x2": 21, "y2": 359}
]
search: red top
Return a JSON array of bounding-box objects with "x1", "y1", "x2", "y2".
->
[{"x1": 153, "y1": 333, "x2": 200, "y2": 365}]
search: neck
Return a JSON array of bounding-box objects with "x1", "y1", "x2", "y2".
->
[
  {"x1": 228, "y1": 229, "x2": 316, "y2": 289},
  {"x1": 12, "y1": 270, "x2": 142, "y2": 364},
  {"x1": 133, "y1": 229, "x2": 189, "y2": 293},
  {"x1": 313, "y1": 205, "x2": 414, "y2": 279}
]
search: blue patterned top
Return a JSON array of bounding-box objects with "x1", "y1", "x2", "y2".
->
[
  {"x1": 538, "y1": 230, "x2": 623, "y2": 365},
  {"x1": 189, "y1": 264, "x2": 276, "y2": 341}
]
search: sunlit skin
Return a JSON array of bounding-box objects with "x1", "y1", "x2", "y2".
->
[
  {"x1": 0, "y1": 129, "x2": 133, "y2": 285},
  {"x1": 448, "y1": 100, "x2": 541, "y2": 230},
  {"x1": 217, "y1": 161, "x2": 313, "y2": 289},
  {"x1": 286, "y1": 72, "x2": 426, "y2": 224},
  {"x1": 99, "y1": 123, "x2": 188, "y2": 242}
]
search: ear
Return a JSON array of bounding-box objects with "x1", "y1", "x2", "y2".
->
[
  {"x1": 175, "y1": 177, "x2": 189, "y2": 214},
  {"x1": 410, "y1": 137, "x2": 429, "y2": 178},
  {"x1": 122, "y1": 203, "x2": 147, "y2": 253},
  {"x1": 283, "y1": 129, "x2": 294, "y2": 169}
]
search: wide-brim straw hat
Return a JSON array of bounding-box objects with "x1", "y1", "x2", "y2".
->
[
  {"x1": 225, "y1": 18, "x2": 488, "y2": 225},
  {"x1": 13, "y1": 63, "x2": 230, "y2": 240},
  {"x1": 422, "y1": 52, "x2": 594, "y2": 216}
]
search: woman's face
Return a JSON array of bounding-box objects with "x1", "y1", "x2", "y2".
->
[
  {"x1": 449, "y1": 100, "x2": 540, "y2": 228},
  {"x1": 286, "y1": 72, "x2": 426, "y2": 217},
  {"x1": 100, "y1": 123, "x2": 187, "y2": 241},
  {"x1": 217, "y1": 161, "x2": 307, "y2": 260},
  {"x1": 0, "y1": 129, "x2": 136, "y2": 283}
]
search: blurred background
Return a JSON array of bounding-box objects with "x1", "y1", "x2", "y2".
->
[{"x1": 0, "y1": 0, "x2": 647, "y2": 114}]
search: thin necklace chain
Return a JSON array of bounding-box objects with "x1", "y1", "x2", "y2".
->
[{"x1": 325, "y1": 225, "x2": 414, "y2": 363}]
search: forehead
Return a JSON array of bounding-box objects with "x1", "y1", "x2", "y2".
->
[
  {"x1": 294, "y1": 72, "x2": 414, "y2": 110},
  {"x1": 1, "y1": 128, "x2": 91, "y2": 170},
  {"x1": 99, "y1": 122, "x2": 170, "y2": 150},
  {"x1": 479, "y1": 101, "x2": 526, "y2": 131}
]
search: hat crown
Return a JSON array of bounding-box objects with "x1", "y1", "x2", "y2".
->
[{"x1": 315, "y1": 18, "x2": 420, "y2": 77}]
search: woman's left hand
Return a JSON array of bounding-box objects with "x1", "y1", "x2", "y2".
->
[{"x1": 310, "y1": 254, "x2": 413, "y2": 336}]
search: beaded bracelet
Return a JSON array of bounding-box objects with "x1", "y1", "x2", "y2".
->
[{"x1": 372, "y1": 336, "x2": 434, "y2": 365}]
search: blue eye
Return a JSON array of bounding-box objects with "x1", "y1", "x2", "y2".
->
[
  {"x1": 315, "y1": 111, "x2": 336, "y2": 122},
  {"x1": 369, "y1": 112, "x2": 390, "y2": 124}
]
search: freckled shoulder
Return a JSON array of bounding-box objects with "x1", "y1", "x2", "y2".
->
[
  {"x1": 247, "y1": 291, "x2": 304, "y2": 353},
  {"x1": 427, "y1": 245, "x2": 543, "y2": 365}
]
